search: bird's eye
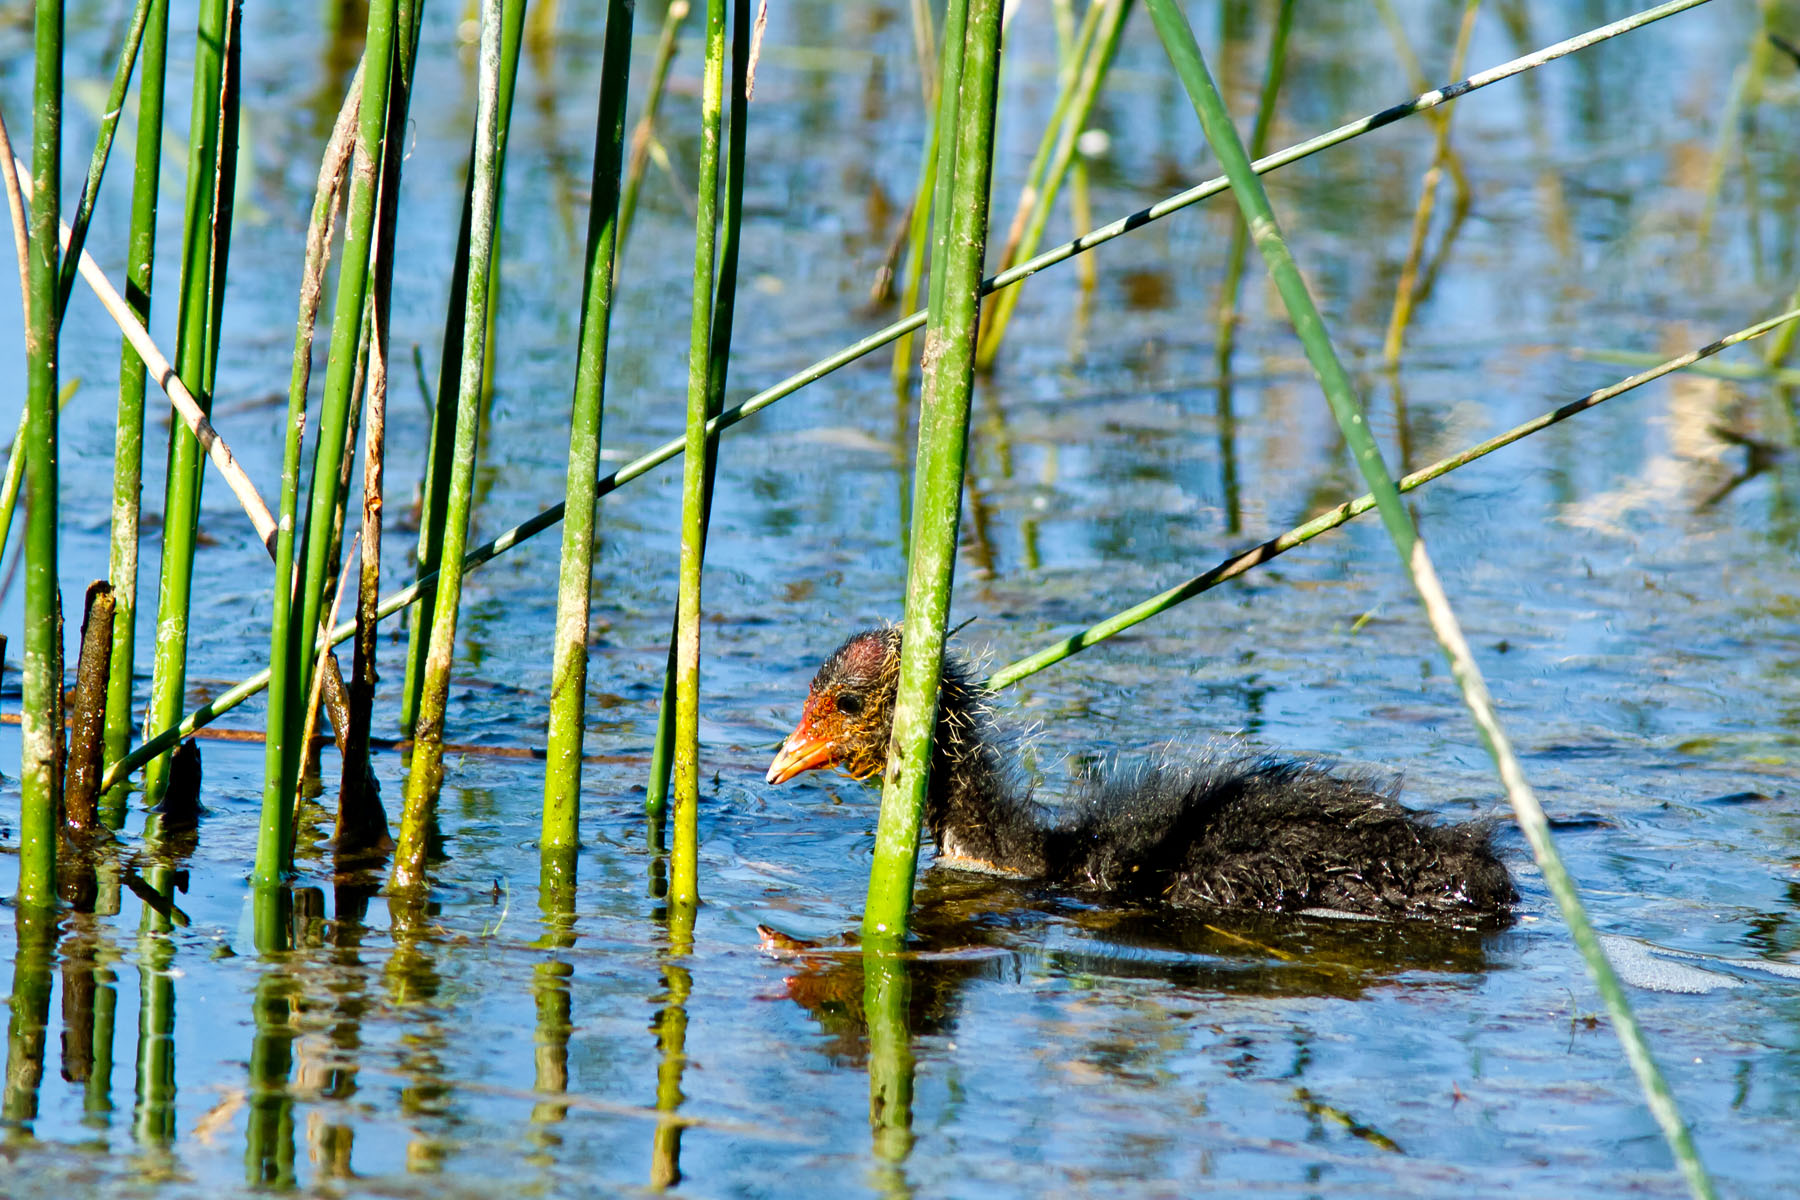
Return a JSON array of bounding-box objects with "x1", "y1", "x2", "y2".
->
[{"x1": 836, "y1": 692, "x2": 864, "y2": 717}]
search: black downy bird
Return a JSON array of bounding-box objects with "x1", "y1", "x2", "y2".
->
[{"x1": 766, "y1": 627, "x2": 1516, "y2": 925}]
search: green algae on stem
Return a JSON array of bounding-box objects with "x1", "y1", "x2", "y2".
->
[
  {"x1": 1145, "y1": 3, "x2": 1715, "y2": 1194},
  {"x1": 545, "y1": 0, "x2": 636, "y2": 849},
  {"x1": 865, "y1": 0, "x2": 1005, "y2": 951}
]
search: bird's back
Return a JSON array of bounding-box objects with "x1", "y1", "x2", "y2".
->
[{"x1": 1042, "y1": 752, "x2": 1516, "y2": 925}]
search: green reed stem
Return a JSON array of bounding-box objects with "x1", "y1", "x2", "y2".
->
[
  {"x1": 18, "y1": 0, "x2": 64, "y2": 911},
  {"x1": 140, "y1": 0, "x2": 238, "y2": 809},
  {"x1": 401, "y1": 0, "x2": 528, "y2": 736},
  {"x1": 866, "y1": 0, "x2": 1003, "y2": 951},
  {"x1": 545, "y1": 0, "x2": 635, "y2": 847},
  {"x1": 646, "y1": 0, "x2": 751, "y2": 828},
  {"x1": 98, "y1": 0, "x2": 1714, "y2": 792},
  {"x1": 102, "y1": 0, "x2": 170, "y2": 828},
  {"x1": 396, "y1": 0, "x2": 510, "y2": 890},
  {"x1": 262, "y1": 0, "x2": 397, "y2": 886},
  {"x1": 261, "y1": 67, "x2": 360, "y2": 884},
  {"x1": 975, "y1": 0, "x2": 1126, "y2": 368},
  {"x1": 341, "y1": 0, "x2": 423, "y2": 847},
  {"x1": 53, "y1": 0, "x2": 154, "y2": 319},
  {"x1": 617, "y1": 0, "x2": 688, "y2": 255},
  {"x1": 667, "y1": 0, "x2": 729, "y2": 913},
  {"x1": 1146, "y1": 4, "x2": 1714, "y2": 1195}
]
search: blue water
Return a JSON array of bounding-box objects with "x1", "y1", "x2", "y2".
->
[{"x1": 0, "y1": 0, "x2": 1797, "y2": 1195}]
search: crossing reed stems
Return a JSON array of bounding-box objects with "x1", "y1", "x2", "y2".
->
[
  {"x1": 140, "y1": 0, "x2": 239, "y2": 809},
  {"x1": 102, "y1": 0, "x2": 170, "y2": 828},
  {"x1": 98, "y1": 0, "x2": 1722, "y2": 792},
  {"x1": 1146, "y1": 3, "x2": 1714, "y2": 1194},
  {"x1": 544, "y1": 0, "x2": 636, "y2": 852},
  {"x1": 396, "y1": 0, "x2": 511, "y2": 889},
  {"x1": 18, "y1": 0, "x2": 64, "y2": 910},
  {"x1": 864, "y1": 0, "x2": 1004, "y2": 950},
  {"x1": 52, "y1": 0, "x2": 154, "y2": 319}
]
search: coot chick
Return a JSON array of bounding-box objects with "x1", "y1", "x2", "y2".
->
[{"x1": 766, "y1": 627, "x2": 1515, "y2": 925}]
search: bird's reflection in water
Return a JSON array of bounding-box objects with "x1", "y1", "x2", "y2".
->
[{"x1": 762, "y1": 869, "x2": 1503, "y2": 1061}]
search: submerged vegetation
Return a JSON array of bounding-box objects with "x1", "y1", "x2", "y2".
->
[{"x1": 0, "y1": 0, "x2": 1794, "y2": 1193}]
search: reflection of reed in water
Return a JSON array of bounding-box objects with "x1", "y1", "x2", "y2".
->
[
  {"x1": 650, "y1": 904, "x2": 695, "y2": 1190},
  {"x1": 531, "y1": 849, "x2": 579, "y2": 1143},
  {"x1": 764, "y1": 873, "x2": 1501, "y2": 1061},
  {"x1": 3, "y1": 906, "x2": 57, "y2": 1127}
]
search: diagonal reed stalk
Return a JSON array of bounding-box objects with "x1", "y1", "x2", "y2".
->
[
  {"x1": 987, "y1": 304, "x2": 1800, "y2": 688},
  {"x1": 97, "y1": 305, "x2": 1800, "y2": 791},
  {"x1": 865, "y1": 0, "x2": 1005, "y2": 950},
  {"x1": 103, "y1": 0, "x2": 171, "y2": 828},
  {"x1": 396, "y1": 0, "x2": 510, "y2": 890},
  {"x1": 1145, "y1": 2, "x2": 1714, "y2": 1194},
  {"x1": 544, "y1": 0, "x2": 637, "y2": 855},
  {"x1": 52, "y1": 0, "x2": 155, "y2": 320},
  {"x1": 140, "y1": 0, "x2": 239, "y2": 810},
  {"x1": 18, "y1": 0, "x2": 64, "y2": 911},
  {"x1": 98, "y1": 0, "x2": 1717, "y2": 792}
]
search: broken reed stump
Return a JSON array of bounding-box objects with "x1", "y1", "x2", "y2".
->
[{"x1": 65, "y1": 581, "x2": 116, "y2": 833}]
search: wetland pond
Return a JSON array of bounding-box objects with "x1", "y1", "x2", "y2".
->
[{"x1": 2, "y1": 0, "x2": 1799, "y2": 1195}]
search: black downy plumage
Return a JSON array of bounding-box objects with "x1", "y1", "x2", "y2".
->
[{"x1": 767, "y1": 627, "x2": 1516, "y2": 925}]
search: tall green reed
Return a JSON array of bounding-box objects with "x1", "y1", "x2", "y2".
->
[
  {"x1": 140, "y1": 0, "x2": 239, "y2": 811},
  {"x1": 544, "y1": 0, "x2": 637, "y2": 857},
  {"x1": 865, "y1": 0, "x2": 1005, "y2": 949},
  {"x1": 262, "y1": 0, "x2": 401, "y2": 887},
  {"x1": 401, "y1": 0, "x2": 529, "y2": 737},
  {"x1": 396, "y1": 0, "x2": 513, "y2": 889},
  {"x1": 18, "y1": 0, "x2": 64, "y2": 910},
  {"x1": 666, "y1": 0, "x2": 732, "y2": 911},
  {"x1": 646, "y1": 0, "x2": 750, "y2": 841},
  {"x1": 103, "y1": 0, "x2": 171, "y2": 828}
]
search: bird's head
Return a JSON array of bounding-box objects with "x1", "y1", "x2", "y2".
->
[{"x1": 765, "y1": 627, "x2": 904, "y2": 785}]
